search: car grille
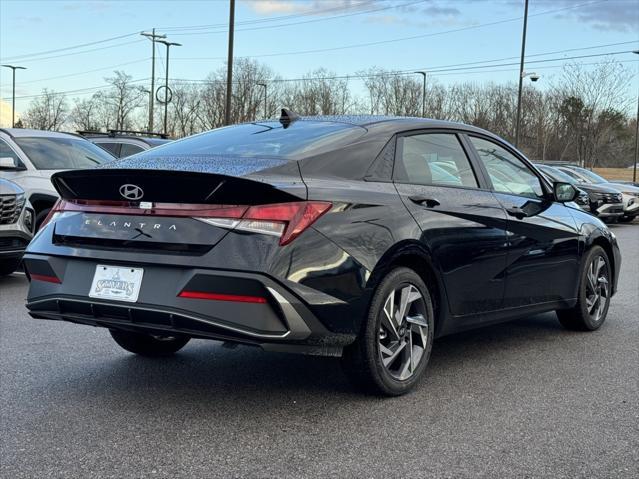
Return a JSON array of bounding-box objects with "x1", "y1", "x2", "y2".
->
[
  {"x1": 0, "y1": 194, "x2": 25, "y2": 225},
  {"x1": 596, "y1": 192, "x2": 623, "y2": 204}
]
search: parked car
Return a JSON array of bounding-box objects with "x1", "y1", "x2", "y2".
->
[
  {"x1": 24, "y1": 113, "x2": 621, "y2": 396},
  {"x1": 556, "y1": 165, "x2": 639, "y2": 223},
  {"x1": 78, "y1": 130, "x2": 172, "y2": 158},
  {"x1": 0, "y1": 179, "x2": 34, "y2": 275},
  {"x1": 536, "y1": 164, "x2": 624, "y2": 221},
  {"x1": 0, "y1": 128, "x2": 115, "y2": 228}
]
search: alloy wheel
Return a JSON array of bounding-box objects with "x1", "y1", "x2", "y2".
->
[
  {"x1": 585, "y1": 255, "x2": 609, "y2": 322},
  {"x1": 378, "y1": 284, "x2": 429, "y2": 381}
]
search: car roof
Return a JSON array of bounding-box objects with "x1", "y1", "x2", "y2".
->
[{"x1": 0, "y1": 128, "x2": 82, "y2": 139}]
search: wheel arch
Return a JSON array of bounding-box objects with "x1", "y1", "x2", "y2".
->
[
  {"x1": 367, "y1": 240, "x2": 449, "y2": 337},
  {"x1": 29, "y1": 193, "x2": 58, "y2": 216}
]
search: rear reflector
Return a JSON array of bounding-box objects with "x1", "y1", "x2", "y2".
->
[
  {"x1": 178, "y1": 291, "x2": 267, "y2": 304},
  {"x1": 29, "y1": 273, "x2": 61, "y2": 284},
  {"x1": 49, "y1": 199, "x2": 332, "y2": 246}
]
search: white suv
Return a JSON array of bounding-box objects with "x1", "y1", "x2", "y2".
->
[{"x1": 0, "y1": 128, "x2": 114, "y2": 227}]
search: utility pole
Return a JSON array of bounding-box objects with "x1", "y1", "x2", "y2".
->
[
  {"x1": 225, "y1": 0, "x2": 236, "y2": 126},
  {"x1": 156, "y1": 40, "x2": 181, "y2": 136},
  {"x1": 514, "y1": 0, "x2": 529, "y2": 148},
  {"x1": 414, "y1": 71, "x2": 426, "y2": 117},
  {"x1": 2, "y1": 64, "x2": 26, "y2": 127},
  {"x1": 257, "y1": 82, "x2": 267, "y2": 119},
  {"x1": 141, "y1": 29, "x2": 166, "y2": 132}
]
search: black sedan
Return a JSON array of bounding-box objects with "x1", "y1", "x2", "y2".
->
[{"x1": 23, "y1": 112, "x2": 621, "y2": 396}]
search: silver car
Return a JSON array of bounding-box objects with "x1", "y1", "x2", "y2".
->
[{"x1": 0, "y1": 179, "x2": 34, "y2": 275}]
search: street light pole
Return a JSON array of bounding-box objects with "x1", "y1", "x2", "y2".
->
[
  {"x1": 156, "y1": 40, "x2": 181, "y2": 136},
  {"x1": 514, "y1": 0, "x2": 529, "y2": 148},
  {"x1": 257, "y1": 82, "x2": 267, "y2": 119},
  {"x1": 225, "y1": 0, "x2": 236, "y2": 126},
  {"x1": 414, "y1": 71, "x2": 426, "y2": 117},
  {"x1": 2, "y1": 64, "x2": 26, "y2": 127},
  {"x1": 141, "y1": 29, "x2": 166, "y2": 132},
  {"x1": 633, "y1": 50, "x2": 638, "y2": 183}
]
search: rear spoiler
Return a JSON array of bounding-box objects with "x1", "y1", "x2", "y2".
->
[{"x1": 51, "y1": 169, "x2": 306, "y2": 205}]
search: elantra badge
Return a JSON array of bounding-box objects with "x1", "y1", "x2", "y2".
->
[{"x1": 119, "y1": 184, "x2": 144, "y2": 201}]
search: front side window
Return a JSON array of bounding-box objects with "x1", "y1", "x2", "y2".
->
[
  {"x1": 469, "y1": 137, "x2": 543, "y2": 198},
  {"x1": 395, "y1": 133, "x2": 478, "y2": 187},
  {"x1": 13, "y1": 137, "x2": 114, "y2": 170},
  {"x1": 0, "y1": 139, "x2": 23, "y2": 167}
]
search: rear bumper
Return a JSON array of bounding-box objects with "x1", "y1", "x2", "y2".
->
[{"x1": 23, "y1": 254, "x2": 355, "y2": 356}]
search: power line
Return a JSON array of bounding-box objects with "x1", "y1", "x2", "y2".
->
[
  {"x1": 168, "y1": 0, "x2": 428, "y2": 36},
  {"x1": 170, "y1": 50, "x2": 638, "y2": 84},
  {"x1": 5, "y1": 56, "x2": 637, "y2": 103},
  {"x1": 3, "y1": 78, "x2": 149, "y2": 101},
  {"x1": 0, "y1": 32, "x2": 141, "y2": 62},
  {"x1": 18, "y1": 59, "x2": 149, "y2": 85},
  {"x1": 170, "y1": 1, "x2": 611, "y2": 61},
  {"x1": 159, "y1": 0, "x2": 381, "y2": 31},
  {"x1": 0, "y1": 40, "x2": 146, "y2": 64}
]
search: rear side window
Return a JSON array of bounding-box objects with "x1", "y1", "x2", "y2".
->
[
  {"x1": 395, "y1": 133, "x2": 478, "y2": 188},
  {"x1": 95, "y1": 142, "x2": 121, "y2": 157},
  {"x1": 120, "y1": 143, "x2": 145, "y2": 157}
]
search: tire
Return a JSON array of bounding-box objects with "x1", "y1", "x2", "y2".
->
[
  {"x1": 0, "y1": 258, "x2": 22, "y2": 276},
  {"x1": 35, "y1": 207, "x2": 51, "y2": 230},
  {"x1": 341, "y1": 267, "x2": 435, "y2": 396},
  {"x1": 618, "y1": 216, "x2": 635, "y2": 223},
  {"x1": 110, "y1": 330, "x2": 190, "y2": 356},
  {"x1": 557, "y1": 245, "x2": 612, "y2": 331}
]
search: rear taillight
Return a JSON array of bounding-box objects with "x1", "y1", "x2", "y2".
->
[
  {"x1": 47, "y1": 199, "x2": 332, "y2": 246},
  {"x1": 195, "y1": 201, "x2": 332, "y2": 245}
]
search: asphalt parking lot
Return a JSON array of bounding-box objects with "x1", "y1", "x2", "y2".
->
[{"x1": 1, "y1": 223, "x2": 637, "y2": 478}]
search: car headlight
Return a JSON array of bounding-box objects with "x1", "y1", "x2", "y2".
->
[{"x1": 23, "y1": 207, "x2": 34, "y2": 233}]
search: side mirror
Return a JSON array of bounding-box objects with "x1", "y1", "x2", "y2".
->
[
  {"x1": 0, "y1": 157, "x2": 16, "y2": 169},
  {"x1": 554, "y1": 182, "x2": 578, "y2": 203}
]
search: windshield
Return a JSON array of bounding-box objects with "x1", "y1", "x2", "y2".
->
[
  {"x1": 569, "y1": 167, "x2": 607, "y2": 184},
  {"x1": 133, "y1": 121, "x2": 366, "y2": 160},
  {"x1": 557, "y1": 167, "x2": 588, "y2": 183},
  {"x1": 15, "y1": 136, "x2": 114, "y2": 170},
  {"x1": 538, "y1": 165, "x2": 575, "y2": 184}
]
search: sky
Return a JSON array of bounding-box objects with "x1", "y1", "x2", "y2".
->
[{"x1": 0, "y1": 0, "x2": 637, "y2": 124}]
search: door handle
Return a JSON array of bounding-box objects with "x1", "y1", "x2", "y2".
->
[
  {"x1": 506, "y1": 206, "x2": 527, "y2": 219},
  {"x1": 409, "y1": 196, "x2": 441, "y2": 208}
]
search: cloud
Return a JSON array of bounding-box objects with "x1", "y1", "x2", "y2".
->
[
  {"x1": 62, "y1": 1, "x2": 111, "y2": 12},
  {"x1": 423, "y1": 5, "x2": 460, "y2": 17},
  {"x1": 507, "y1": 0, "x2": 638, "y2": 33},
  {"x1": 244, "y1": 0, "x2": 369, "y2": 16}
]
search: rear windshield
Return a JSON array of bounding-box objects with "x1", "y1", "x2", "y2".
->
[
  {"x1": 133, "y1": 121, "x2": 366, "y2": 160},
  {"x1": 15, "y1": 136, "x2": 114, "y2": 170}
]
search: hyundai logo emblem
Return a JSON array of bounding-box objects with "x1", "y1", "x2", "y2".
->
[{"x1": 119, "y1": 184, "x2": 144, "y2": 201}]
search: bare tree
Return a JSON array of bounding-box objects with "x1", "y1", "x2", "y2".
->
[
  {"x1": 22, "y1": 89, "x2": 68, "y2": 130},
  {"x1": 102, "y1": 71, "x2": 146, "y2": 131},
  {"x1": 70, "y1": 95, "x2": 101, "y2": 131}
]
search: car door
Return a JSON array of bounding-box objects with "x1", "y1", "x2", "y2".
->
[
  {"x1": 393, "y1": 131, "x2": 508, "y2": 317},
  {"x1": 466, "y1": 135, "x2": 581, "y2": 308}
]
